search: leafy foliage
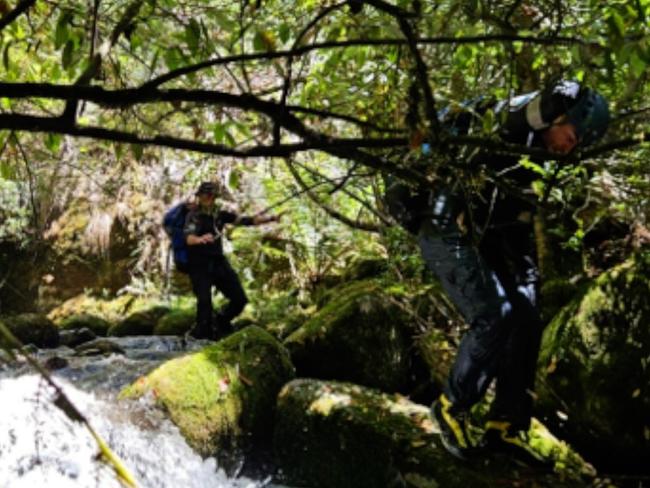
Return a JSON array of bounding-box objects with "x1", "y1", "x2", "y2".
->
[{"x1": 0, "y1": 0, "x2": 648, "y2": 293}]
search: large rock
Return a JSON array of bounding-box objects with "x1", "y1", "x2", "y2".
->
[
  {"x1": 274, "y1": 379, "x2": 593, "y2": 488},
  {"x1": 284, "y1": 280, "x2": 415, "y2": 392},
  {"x1": 120, "y1": 326, "x2": 294, "y2": 457},
  {"x1": 537, "y1": 252, "x2": 650, "y2": 472},
  {"x1": 108, "y1": 305, "x2": 170, "y2": 336},
  {"x1": 153, "y1": 308, "x2": 195, "y2": 336},
  {"x1": 59, "y1": 313, "x2": 111, "y2": 336},
  {"x1": 0, "y1": 313, "x2": 59, "y2": 348}
]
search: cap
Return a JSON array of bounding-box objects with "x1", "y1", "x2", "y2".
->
[{"x1": 195, "y1": 181, "x2": 218, "y2": 196}]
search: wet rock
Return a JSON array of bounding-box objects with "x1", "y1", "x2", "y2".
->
[
  {"x1": 274, "y1": 379, "x2": 594, "y2": 488},
  {"x1": 153, "y1": 308, "x2": 194, "y2": 336},
  {"x1": 120, "y1": 326, "x2": 295, "y2": 459},
  {"x1": 58, "y1": 313, "x2": 111, "y2": 337},
  {"x1": 44, "y1": 356, "x2": 69, "y2": 370},
  {"x1": 0, "y1": 313, "x2": 59, "y2": 348},
  {"x1": 59, "y1": 327, "x2": 97, "y2": 348},
  {"x1": 108, "y1": 305, "x2": 170, "y2": 337},
  {"x1": 284, "y1": 280, "x2": 415, "y2": 392},
  {"x1": 537, "y1": 252, "x2": 650, "y2": 473},
  {"x1": 74, "y1": 338, "x2": 126, "y2": 357}
]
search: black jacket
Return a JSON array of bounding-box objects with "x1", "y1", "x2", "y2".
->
[
  {"x1": 388, "y1": 80, "x2": 589, "y2": 233},
  {"x1": 183, "y1": 207, "x2": 254, "y2": 259}
]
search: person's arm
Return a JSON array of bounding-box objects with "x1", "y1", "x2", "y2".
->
[
  {"x1": 221, "y1": 210, "x2": 281, "y2": 226},
  {"x1": 184, "y1": 211, "x2": 214, "y2": 246},
  {"x1": 251, "y1": 214, "x2": 281, "y2": 225}
]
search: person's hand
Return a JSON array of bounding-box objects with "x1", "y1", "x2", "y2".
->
[{"x1": 199, "y1": 234, "x2": 214, "y2": 244}]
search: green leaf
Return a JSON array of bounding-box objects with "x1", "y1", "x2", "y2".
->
[
  {"x1": 2, "y1": 41, "x2": 10, "y2": 71},
  {"x1": 253, "y1": 31, "x2": 265, "y2": 51},
  {"x1": 45, "y1": 133, "x2": 62, "y2": 153},
  {"x1": 278, "y1": 23, "x2": 291, "y2": 44},
  {"x1": 229, "y1": 170, "x2": 240, "y2": 189},
  {"x1": 163, "y1": 47, "x2": 181, "y2": 70},
  {"x1": 606, "y1": 12, "x2": 625, "y2": 39},
  {"x1": 213, "y1": 124, "x2": 226, "y2": 143},
  {"x1": 0, "y1": 161, "x2": 15, "y2": 179},
  {"x1": 131, "y1": 144, "x2": 144, "y2": 160},
  {"x1": 114, "y1": 143, "x2": 125, "y2": 161},
  {"x1": 185, "y1": 19, "x2": 201, "y2": 54},
  {"x1": 55, "y1": 11, "x2": 72, "y2": 49},
  {"x1": 630, "y1": 50, "x2": 647, "y2": 77},
  {"x1": 62, "y1": 40, "x2": 74, "y2": 69}
]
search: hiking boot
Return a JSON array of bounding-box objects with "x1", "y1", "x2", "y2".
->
[
  {"x1": 481, "y1": 420, "x2": 553, "y2": 467},
  {"x1": 431, "y1": 393, "x2": 473, "y2": 460}
]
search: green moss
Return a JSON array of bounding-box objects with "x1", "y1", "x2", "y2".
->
[
  {"x1": 120, "y1": 326, "x2": 294, "y2": 456},
  {"x1": 154, "y1": 308, "x2": 195, "y2": 335},
  {"x1": 537, "y1": 252, "x2": 650, "y2": 470},
  {"x1": 48, "y1": 293, "x2": 173, "y2": 324},
  {"x1": 1, "y1": 313, "x2": 59, "y2": 348},
  {"x1": 59, "y1": 313, "x2": 111, "y2": 336},
  {"x1": 284, "y1": 279, "x2": 414, "y2": 391},
  {"x1": 108, "y1": 305, "x2": 170, "y2": 336},
  {"x1": 275, "y1": 379, "x2": 587, "y2": 488}
]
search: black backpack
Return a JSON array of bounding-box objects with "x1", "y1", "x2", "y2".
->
[{"x1": 163, "y1": 203, "x2": 190, "y2": 273}]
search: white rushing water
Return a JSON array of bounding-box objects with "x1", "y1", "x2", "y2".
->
[{"x1": 0, "y1": 337, "x2": 278, "y2": 488}]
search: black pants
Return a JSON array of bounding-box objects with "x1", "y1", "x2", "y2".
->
[
  {"x1": 188, "y1": 257, "x2": 248, "y2": 334},
  {"x1": 417, "y1": 190, "x2": 544, "y2": 431}
]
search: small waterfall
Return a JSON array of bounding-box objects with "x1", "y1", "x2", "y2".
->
[{"x1": 0, "y1": 337, "x2": 278, "y2": 487}]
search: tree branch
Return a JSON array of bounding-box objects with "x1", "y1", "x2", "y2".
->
[
  {"x1": 284, "y1": 159, "x2": 381, "y2": 232},
  {"x1": 142, "y1": 34, "x2": 588, "y2": 88},
  {"x1": 0, "y1": 0, "x2": 36, "y2": 32}
]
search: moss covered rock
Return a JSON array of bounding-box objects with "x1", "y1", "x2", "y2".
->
[
  {"x1": 274, "y1": 379, "x2": 591, "y2": 488},
  {"x1": 537, "y1": 252, "x2": 650, "y2": 472},
  {"x1": 1, "y1": 313, "x2": 59, "y2": 348},
  {"x1": 59, "y1": 313, "x2": 111, "y2": 336},
  {"x1": 108, "y1": 305, "x2": 170, "y2": 336},
  {"x1": 120, "y1": 326, "x2": 294, "y2": 457},
  {"x1": 284, "y1": 280, "x2": 415, "y2": 392},
  {"x1": 154, "y1": 308, "x2": 195, "y2": 335}
]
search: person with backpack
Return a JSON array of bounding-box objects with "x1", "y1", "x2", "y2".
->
[
  {"x1": 385, "y1": 80, "x2": 610, "y2": 464},
  {"x1": 183, "y1": 181, "x2": 280, "y2": 340}
]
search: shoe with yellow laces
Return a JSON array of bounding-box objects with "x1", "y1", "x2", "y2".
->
[
  {"x1": 431, "y1": 393, "x2": 474, "y2": 460},
  {"x1": 481, "y1": 420, "x2": 553, "y2": 467}
]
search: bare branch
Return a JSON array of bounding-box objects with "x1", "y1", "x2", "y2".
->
[
  {"x1": 0, "y1": 0, "x2": 36, "y2": 32},
  {"x1": 143, "y1": 34, "x2": 588, "y2": 88}
]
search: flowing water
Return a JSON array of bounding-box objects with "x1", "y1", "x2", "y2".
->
[{"x1": 0, "y1": 336, "x2": 279, "y2": 488}]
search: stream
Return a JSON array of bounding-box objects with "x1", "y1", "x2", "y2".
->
[{"x1": 0, "y1": 336, "x2": 280, "y2": 488}]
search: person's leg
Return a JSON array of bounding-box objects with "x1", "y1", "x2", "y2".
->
[
  {"x1": 418, "y1": 221, "x2": 514, "y2": 412},
  {"x1": 189, "y1": 263, "x2": 214, "y2": 339},
  {"x1": 482, "y1": 229, "x2": 543, "y2": 430},
  {"x1": 418, "y1": 193, "x2": 519, "y2": 458},
  {"x1": 477, "y1": 237, "x2": 551, "y2": 466},
  {"x1": 212, "y1": 258, "x2": 248, "y2": 333}
]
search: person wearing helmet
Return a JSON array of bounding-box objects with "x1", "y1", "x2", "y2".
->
[
  {"x1": 387, "y1": 80, "x2": 609, "y2": 464},
  {"x1": 184, "y1": 181, "x2": 281, "y2": 340}
]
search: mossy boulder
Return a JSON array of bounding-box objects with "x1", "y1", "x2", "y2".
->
[
  {"x1": 59, "y1": 313, "x2": 111, "y2": 336},
  {"x1": 120, "y1": 326, "x2": 295, "y2": 457},
  {"x1": 274, "y1": 379, "x2": 592, "y2": 488},
  {"x1": 284, "y1": 280, "x2": 414, "y2": 392},
  {"x1": 537, "y1": 252, "x2": 650, "y2": 472},
  {"x1": 0, "y1": 313, "x2": 59, "y2": 348},
  {"x1": 154, "y1": 308, "x2": 195, "y2": 335},
  {"x1": 108, "y1": 305, "x2": 170, "y2": 336}
]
